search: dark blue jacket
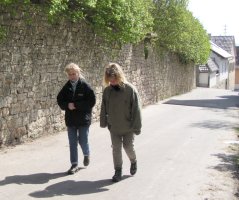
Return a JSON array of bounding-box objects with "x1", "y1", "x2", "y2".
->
[{"x1": 57, "y1": 79, "x2": 96, "y2": 127}]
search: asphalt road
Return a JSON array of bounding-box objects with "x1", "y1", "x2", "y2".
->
[{"x1": 0, "y1": 87, "x2": 239, "y2": 200}]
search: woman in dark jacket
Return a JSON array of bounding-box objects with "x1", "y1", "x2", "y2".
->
[{"x1": 57, "y1": 63, "x2": 96, "y2": 174}]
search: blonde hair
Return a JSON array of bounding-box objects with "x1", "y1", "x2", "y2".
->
[
  {"x1": 64, "y1": 63, "x2": 85, "y2": 79},
  {"x1": 103, "y1": 62, "x2": 127, "y2": 86}
]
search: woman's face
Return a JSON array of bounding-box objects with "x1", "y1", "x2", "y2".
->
[
  {"x1": 109, "y1": 77, "x2": 119, "y2": 86},
  {"x1": 67, "y1": 69, "x2": 79, "y2": 81}
]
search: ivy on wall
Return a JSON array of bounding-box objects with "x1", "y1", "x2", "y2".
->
[
  {"x1": 0, "y1": 0, "x2": 210, "y2": 65},
  {"x1": 0, "y1": 26, "x2": 7, "y2": 41}
]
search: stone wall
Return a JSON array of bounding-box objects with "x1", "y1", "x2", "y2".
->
[{"x1": 0, "y1": 7, "x2": 195, "y2": 146}]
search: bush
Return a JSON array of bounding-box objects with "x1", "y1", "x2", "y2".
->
[
  {"x1": 153, "y1": 0, "x2": 210, "y2": 64},
  {"x1": 0, "y1": 0, "x2": 210, "y2": 64}
]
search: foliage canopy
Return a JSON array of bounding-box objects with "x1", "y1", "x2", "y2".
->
[
  {"x1": 0, "y1": 0, "x2": 210, "y2": 64},
  {"x1": 153, "y1": 0, "x2": 210, "y2": 64}
]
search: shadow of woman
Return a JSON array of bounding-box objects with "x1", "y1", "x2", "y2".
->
[
  {"x1": 29, "y1": 177, "x2": 130, "y2": 198},
  {"x1": 0, "y1": 171, "x2": 69, "y2": 185}
]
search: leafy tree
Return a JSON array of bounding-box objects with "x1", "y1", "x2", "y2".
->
[
  {"x1": 91, "y1": 0, "x2": 153, "y2": 44},
  {"x1": 153, "y1": 0, "x2": 210, "y2": 64},
  {"x1": 0, "y1": 0, "x2": 210, "y2": 64},
  {"x1": 28, "y1": 0, "x2": 153, "y2": 44}
]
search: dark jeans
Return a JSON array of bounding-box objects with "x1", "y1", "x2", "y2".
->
[{"x1": 67, "y1": 126, "x2": 90, "y2": 165}]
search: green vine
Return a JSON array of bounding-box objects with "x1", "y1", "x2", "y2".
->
[{"x1": 0, "y1": 26, "x2": 7, "y2": 42}]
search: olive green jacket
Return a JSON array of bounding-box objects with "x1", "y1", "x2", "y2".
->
[{"x1": 100, "y1": 82, "x2": 142, "y2": 134}]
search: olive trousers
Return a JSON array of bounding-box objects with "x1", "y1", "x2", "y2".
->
[{"x1": 110, "y1": 132, "x2": 137, "y2": 170}]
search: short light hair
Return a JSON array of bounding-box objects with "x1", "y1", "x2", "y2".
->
[
  {"x1": 64, "y1": 63, "x2": 84, "y2": 79},
  {"x1": 103, "y1": 62, "x2": 127, "y2": 86}
]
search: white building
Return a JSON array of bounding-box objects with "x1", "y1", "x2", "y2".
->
[{"x1": 197, "y1": 41, "x2": 233, "y2": 89}]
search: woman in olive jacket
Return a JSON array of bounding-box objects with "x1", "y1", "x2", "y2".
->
[
  {"x1": 57, "y1": 63, "x2": 96, "y2": 175},
  {"x1": 100, "y1": 62, "x2": 142, "y2": 182}
]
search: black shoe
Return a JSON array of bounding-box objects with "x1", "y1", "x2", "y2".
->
[
  {"x1": 67, "y1": 164, "x2": 78, "y2": 175},
  {"x1": 83, "y1": 156, "x2": 90, "y2": 166},
  {"x1": 130, "y1": 162, "x2": 137, "y2": 175},
  {"x1": 112, "y1": 169, "x2": 122, "y2": 182}
]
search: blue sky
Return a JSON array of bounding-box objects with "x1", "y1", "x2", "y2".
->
[{"x1": 188, "y1": 0, "x2": 239, "y2": 45}]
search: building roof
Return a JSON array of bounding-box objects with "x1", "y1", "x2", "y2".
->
[
  {"x1": 198, "y1": 57, "x2": 219, "y2": 73},
  {"x1": 207, "y1": 57, "x2": 219, "y2": 72},
  {"x1": 211, "y1": 36, "x2": 236, "y2": 56},
  {"x1": 210, "y1": 41, "x2": 233, "y2": 59}
]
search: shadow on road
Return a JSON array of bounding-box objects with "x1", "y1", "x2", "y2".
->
[
  {"x1": 163, "y1": 95, "x2": 239, "y2": 109},
  {"x1": 0, "y1": 172, "x2": 68, "y2": 185},
  {"x1": 190, "y1": 120, "x2": 237, "y2": 130},
  {"x1": 212, "y1": 153, "x2": 239, "y2": 198},
  {"x1": 212, "y1": 153, "x2": 239, "y2": 178},
  {"x1": 29, "y1": 175, "x2": 130, "y2": 198}
]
